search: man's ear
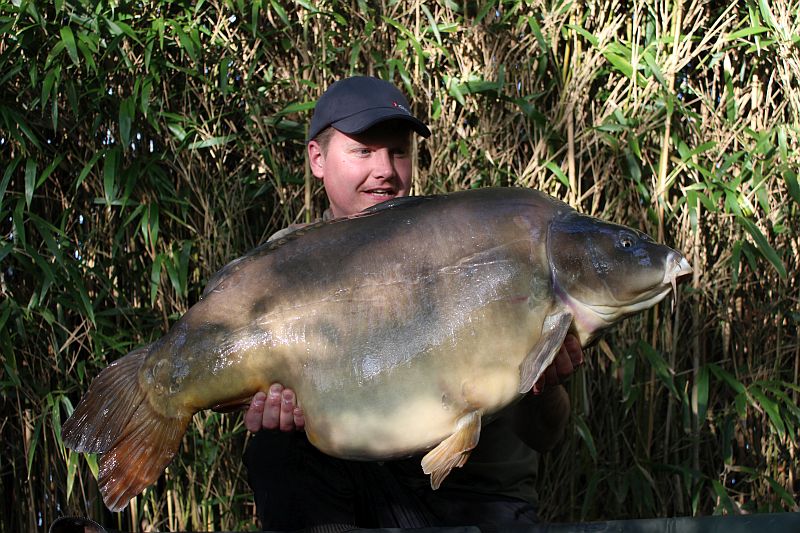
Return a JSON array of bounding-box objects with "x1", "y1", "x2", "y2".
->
[{"x1": 307, "y1": 141, "x2": 325, "y2": 179}]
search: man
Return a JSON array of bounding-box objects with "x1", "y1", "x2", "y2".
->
[{"x1": 243, "y1": 76, "x2": 583, "y2": 530}]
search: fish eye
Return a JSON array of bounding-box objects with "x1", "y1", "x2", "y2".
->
[{"x1": 619, "y1": 233, "x2": 635, "y2": 249}]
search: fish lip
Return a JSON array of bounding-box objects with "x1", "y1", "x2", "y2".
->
[{"x1": 663, "y1": 252, "x2": 692, "y2": 294}]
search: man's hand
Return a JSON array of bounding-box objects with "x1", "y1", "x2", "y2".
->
[
  {"x1": 244, "y1": 383, "x2": 305, "y2": 433},
  {"x1": 514, "y1": 334, "x2": 584, "y2": 452},
  {"x1": 532, "y1": 333, "x2": 583, "y2": 394}
]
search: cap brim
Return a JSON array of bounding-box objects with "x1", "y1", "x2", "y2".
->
[{"x1": 332, "y1": 108, "x2": 431, "y2": 138}]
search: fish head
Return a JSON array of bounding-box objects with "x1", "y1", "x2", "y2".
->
[{"x1": 547, "y1": 211, "x2": 692, "y2": 344}]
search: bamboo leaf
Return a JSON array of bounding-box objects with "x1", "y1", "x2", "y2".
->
[
  {"x1": 622, "y1": 351, "x2": 636, "y2": 403},
  {"x1": 50, "y1": 394, "x2": 64, "y2": 452},
  {"x1": 38, "y1": 154, "x2": 63, "y2": 188},
  {"x1": 165, "y1": 252, "x2": 180, "y2": 295},
  {"x1": 757, "y1": 0, "x2": 779, "y2": 30},
  {"x1": 0, "y1": 242, "x2": 11, "y2": 268},
  {"x1": 421, "y1": 4, "x2": 441, "y2": 45},
  {"x1": 708, "y1": 363, "x2": 746, "y2": 394},
  {"x1": 105, "y1": 18, "x2": 141, "y2": 44},
  {"x1": 41, "y1": 66, "x2": 60, "y2": 113},
  {"x1": 188, "y1": 135, "x2": 237, "y2": 149},
  {"x1": 24, "y1": 159, "x2": 36, "y2": 208},
  {"x1": 748, "y1": 386, "x2": 785, "y2": 436},
  {"x1": 731, "y1": 240, "x2": 742, "y2": 286},
  {"x1": 603, "y1": 51, "x2": 633, "y2": 78},
  {"x1": 76, "y1": 39, "x2": 97, "y2": 73},
  {"x1": 711, "y1": 479, "x2": 736, "y2": 515},
  {"x1": 639, "y1": 341, "x2": 679, "y2": 399},
  {"x1": 574, "y1": 415, "x2": 598, "y2": 462},
  {"x1": 85, "y1": 454, "x2": 99, "y2": 480},
  {"x1": 30, "y1": 214, "x2": 64, "y2": 267},
  {"x1": 66, "y1": 451, "x2": 78, "y2": 500},
  {"x1": 641, "y1": 49, "x2": 666, "y2": 86},
  {"x1": 74, "y1": 276, "x2": 96, "y2": 326},
  {"x1": 26, "y1": 414, "x2": 43, "y2": 479},
  {"x1": 103, "y1": 148, "x2": 119, "y2": 205},
  {"x1": 178, "y1": 240, "x2": 192, "y2": 298},
  {"x1": 783, "y1": 169, "x2": 800, "y2": 206},
  {"x1": 0, "y1": 157, "x2": 20, "y2": 212},
  {"x1": 148, "y1": 202, "x2": 159, "y2": 250},
  {"x1": 693, "y1": 365, "x2": 709, "y2": 425},
  {"x1": 736, "y1": 216, "x2": 787, "y2": 278},
  {"x1": 59, "y1": 27, "x2": 79, "y2": 66},
  {"x1": 75, "y1": 151, "x2": 103, "y2": 190},
  {"x1": 119, "y1": 97, "x2": 134, "y2": 147},
  {"x1": 566, "y1": 24, "x2": 599, "y2": 47},
  {"x1": 270, "y1": 0, "x2": 290, "y2": 27},
  {"x1": 546, "y1": 162, "x2": 569, "y2": 187},
  {"x1": 150, "y1": 253, "x2": 164, "y2": 306},
  {"x1": 13, "y1": 198, "x2": 26, "y2": 247},
  {"x1": 444, "y1": 75, "x2": 466, "y2": 106},
  {"x1": 726, "y1": 26, "x2": 769, "y2": 40},
  {"x1": 765, "y1": 476, "x2": 797, "y2": 508}
]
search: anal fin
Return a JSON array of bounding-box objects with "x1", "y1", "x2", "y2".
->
[
  {"x1": 420, "y1": 410, "x2": 481, "y2": 489},
  {"x1": 518, "y1": 310, "x2": 573, "y2": 393}
]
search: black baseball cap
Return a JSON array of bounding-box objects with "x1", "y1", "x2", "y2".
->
[{"x1": 307, "y1": 76, "x2": 431, "y2": 141}]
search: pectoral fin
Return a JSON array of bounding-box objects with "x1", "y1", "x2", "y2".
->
[
  {"x1": 518, "y1": 310, "x2": 573, "y2": 393},
  {"x1": 421, "y1": 410, "x2": 481, "y2": 489},
  {"x1": 211, "y1": 397, "x2": 252, "y2": 413}
]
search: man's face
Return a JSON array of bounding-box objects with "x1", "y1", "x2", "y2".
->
[{"x1": 308, "y1": 121, "x2": 413, "y2": 218}]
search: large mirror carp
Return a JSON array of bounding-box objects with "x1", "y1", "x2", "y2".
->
[{"x1": 62, "y1": 187, "x2": 692, "y2": 511}]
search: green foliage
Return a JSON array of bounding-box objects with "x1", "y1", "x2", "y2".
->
[{"x1": 1, "y1": 0, "x2": 799, "y2": 530}]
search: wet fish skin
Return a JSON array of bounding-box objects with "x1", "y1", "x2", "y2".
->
[{"x1": 61, "y1": 187, "x2": 691, "y2": 511}]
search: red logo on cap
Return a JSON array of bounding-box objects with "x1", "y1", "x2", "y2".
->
[{"x1": 392, "y1": 101, "x2": 410, "y2": 114}]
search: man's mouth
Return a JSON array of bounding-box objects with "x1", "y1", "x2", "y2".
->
[{"x1": 363, "y1": 188, "x2": 396, "y2": 197}]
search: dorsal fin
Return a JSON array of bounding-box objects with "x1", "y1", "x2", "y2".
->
[{"x1": 201, "y1": 220, "x2": 327, "y2": 297}]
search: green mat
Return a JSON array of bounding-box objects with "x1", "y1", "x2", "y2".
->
[{"x1": 49, "y1": 512, "x2": 800, "y2": 533}]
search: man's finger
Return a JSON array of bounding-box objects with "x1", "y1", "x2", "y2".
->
[
  {"x1": 244, "y1": 391, "x2": 266, "y2": 433},
  {"x1": 554, "y1": 346, "x2": 574, "y2": 379},
  {"x1": 279, "y1": 389, "x2": 297, "y2": 431},
  {"x1": 544, "y1": 364, "x2": 558, "y2": 386},
  {"x1": 293, "y1": 407, "x2": 306, "y2": 430},
  {"x1": 563, "y1": 334, "x2": 584, "y2": 367},
  {"x1": 262, "y1": 383, "x2": 283, "y2": 430}
]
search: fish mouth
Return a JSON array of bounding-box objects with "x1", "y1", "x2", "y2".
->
[
  {"x1": 559, "y1": 251, "x2": 693, "y2": 344},
  {"x1": 590, "y1": 251, "x2": 692, "y2": 315},
  {"x1": 664, "y1": 252, "x2": 693, "y2": 295}
]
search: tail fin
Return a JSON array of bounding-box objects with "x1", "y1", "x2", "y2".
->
[{"x1": 62, "y1": 346, "x2": 191, "y2": 511}]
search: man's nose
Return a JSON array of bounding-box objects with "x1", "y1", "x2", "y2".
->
[{"x1": 371, "y1": 149, "x2": 397, "y2": 179}]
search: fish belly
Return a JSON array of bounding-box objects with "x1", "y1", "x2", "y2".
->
[{"x1": 297, "y1": 301, "x2": 547, "y2": 459}]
